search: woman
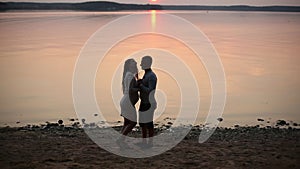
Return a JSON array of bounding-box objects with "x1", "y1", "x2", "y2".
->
[{"x1": 118, "y1": 59, "x2": 139, "y2": 144}]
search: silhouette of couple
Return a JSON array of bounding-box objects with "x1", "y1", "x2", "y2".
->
[{"x1": 118, "y1": 56, "x2": 157, "y2": 148}]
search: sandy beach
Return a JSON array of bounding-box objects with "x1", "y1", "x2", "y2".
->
[{"x1": 0, "y1": 124, "x2": 299, "y2": 169}]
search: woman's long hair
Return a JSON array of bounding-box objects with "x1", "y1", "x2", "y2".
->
[{"x1": 122, "y1": 59, "x2": 137, "y2": 94}]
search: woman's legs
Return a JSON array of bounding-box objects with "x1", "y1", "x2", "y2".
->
[
  {"x1": 118, "y1": 118, "x2": 136, "y2": 143},
  {"x1": 122, "y1": 118, "x2": 137, "y2": 136},
  {"x1": 122, "y1": 121, "x2": 136, "y2": 136},
  {"x1": 121, "y1": 117, "x2": 130, "y2": 134}
]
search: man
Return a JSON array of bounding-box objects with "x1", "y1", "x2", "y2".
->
[{"x1": 138, "y1": 55, "x2": 157, "y2": 148}]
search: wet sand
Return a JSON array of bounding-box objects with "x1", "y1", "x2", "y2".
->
[{"x1": 0, "y1": 125, "x2": 299, "y2": 169}]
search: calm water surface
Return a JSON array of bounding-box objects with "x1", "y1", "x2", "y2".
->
[{"x1": 0, "y1": 11, "x2": 299, "y2": 127}]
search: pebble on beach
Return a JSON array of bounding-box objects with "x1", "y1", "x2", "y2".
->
[
  {"x1": 276, "y1": 120, "x2": 287, "y2": 126},
  {"x1": 72, "y1": 122, "x2": 80, "y2": 128},
  {"x1": 217, "y1": 118, "x2": 223, "y2": 122},
  {"x1": 257, "y1": 118, "x2": 264, "y2": 122},
  {"x1": 58, "y1": 120, "x2": 63, "y2": 125}
]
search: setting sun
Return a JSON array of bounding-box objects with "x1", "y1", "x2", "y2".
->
[{"x1": 151, "y1": 0, "x2": 157, "y2": 2}]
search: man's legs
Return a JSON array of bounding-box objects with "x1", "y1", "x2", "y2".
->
[
  {"x1": 138, "y1": 104, "x2": 155, "y2": 147},
  {"x1": 141, "y1": 126, "x2": 148, "y2": 144},
  {"x1": 149, "y1": 126, "x2": 154, "y2": 137},
  {"x1": 147, "y1": 123, "x2": 154, "y2": 146},
  {"x1": 141, "y1": 126, "x2": 147, "y2": 138},
  {"x1": 142, "y1": 123, "x2": 154, "y2": 145}
]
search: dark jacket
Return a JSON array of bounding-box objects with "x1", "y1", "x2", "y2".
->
[{"x1": 139, "y1": 69, "x2": 157, "y2": 104}]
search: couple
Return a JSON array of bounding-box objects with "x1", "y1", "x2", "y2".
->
[{"x1": 118, "y1": 56, "x2": 157, "y2": 148}]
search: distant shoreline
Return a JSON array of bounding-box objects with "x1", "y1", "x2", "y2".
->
[{"x1": 0, "y1": 1, "x2": 300, "y2": 12}]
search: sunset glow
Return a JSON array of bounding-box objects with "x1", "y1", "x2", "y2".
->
[{"x1": 151, "y1": 10, "x2": 156, "y2": 30}]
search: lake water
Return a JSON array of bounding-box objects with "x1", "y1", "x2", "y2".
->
[{"x1": 0, "y1": 10, "x2": 299, "y2": 127}]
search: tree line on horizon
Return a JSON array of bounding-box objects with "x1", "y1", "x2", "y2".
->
[{"x1": 0, "y1": 1, "x2": 299, "y2": 12}]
